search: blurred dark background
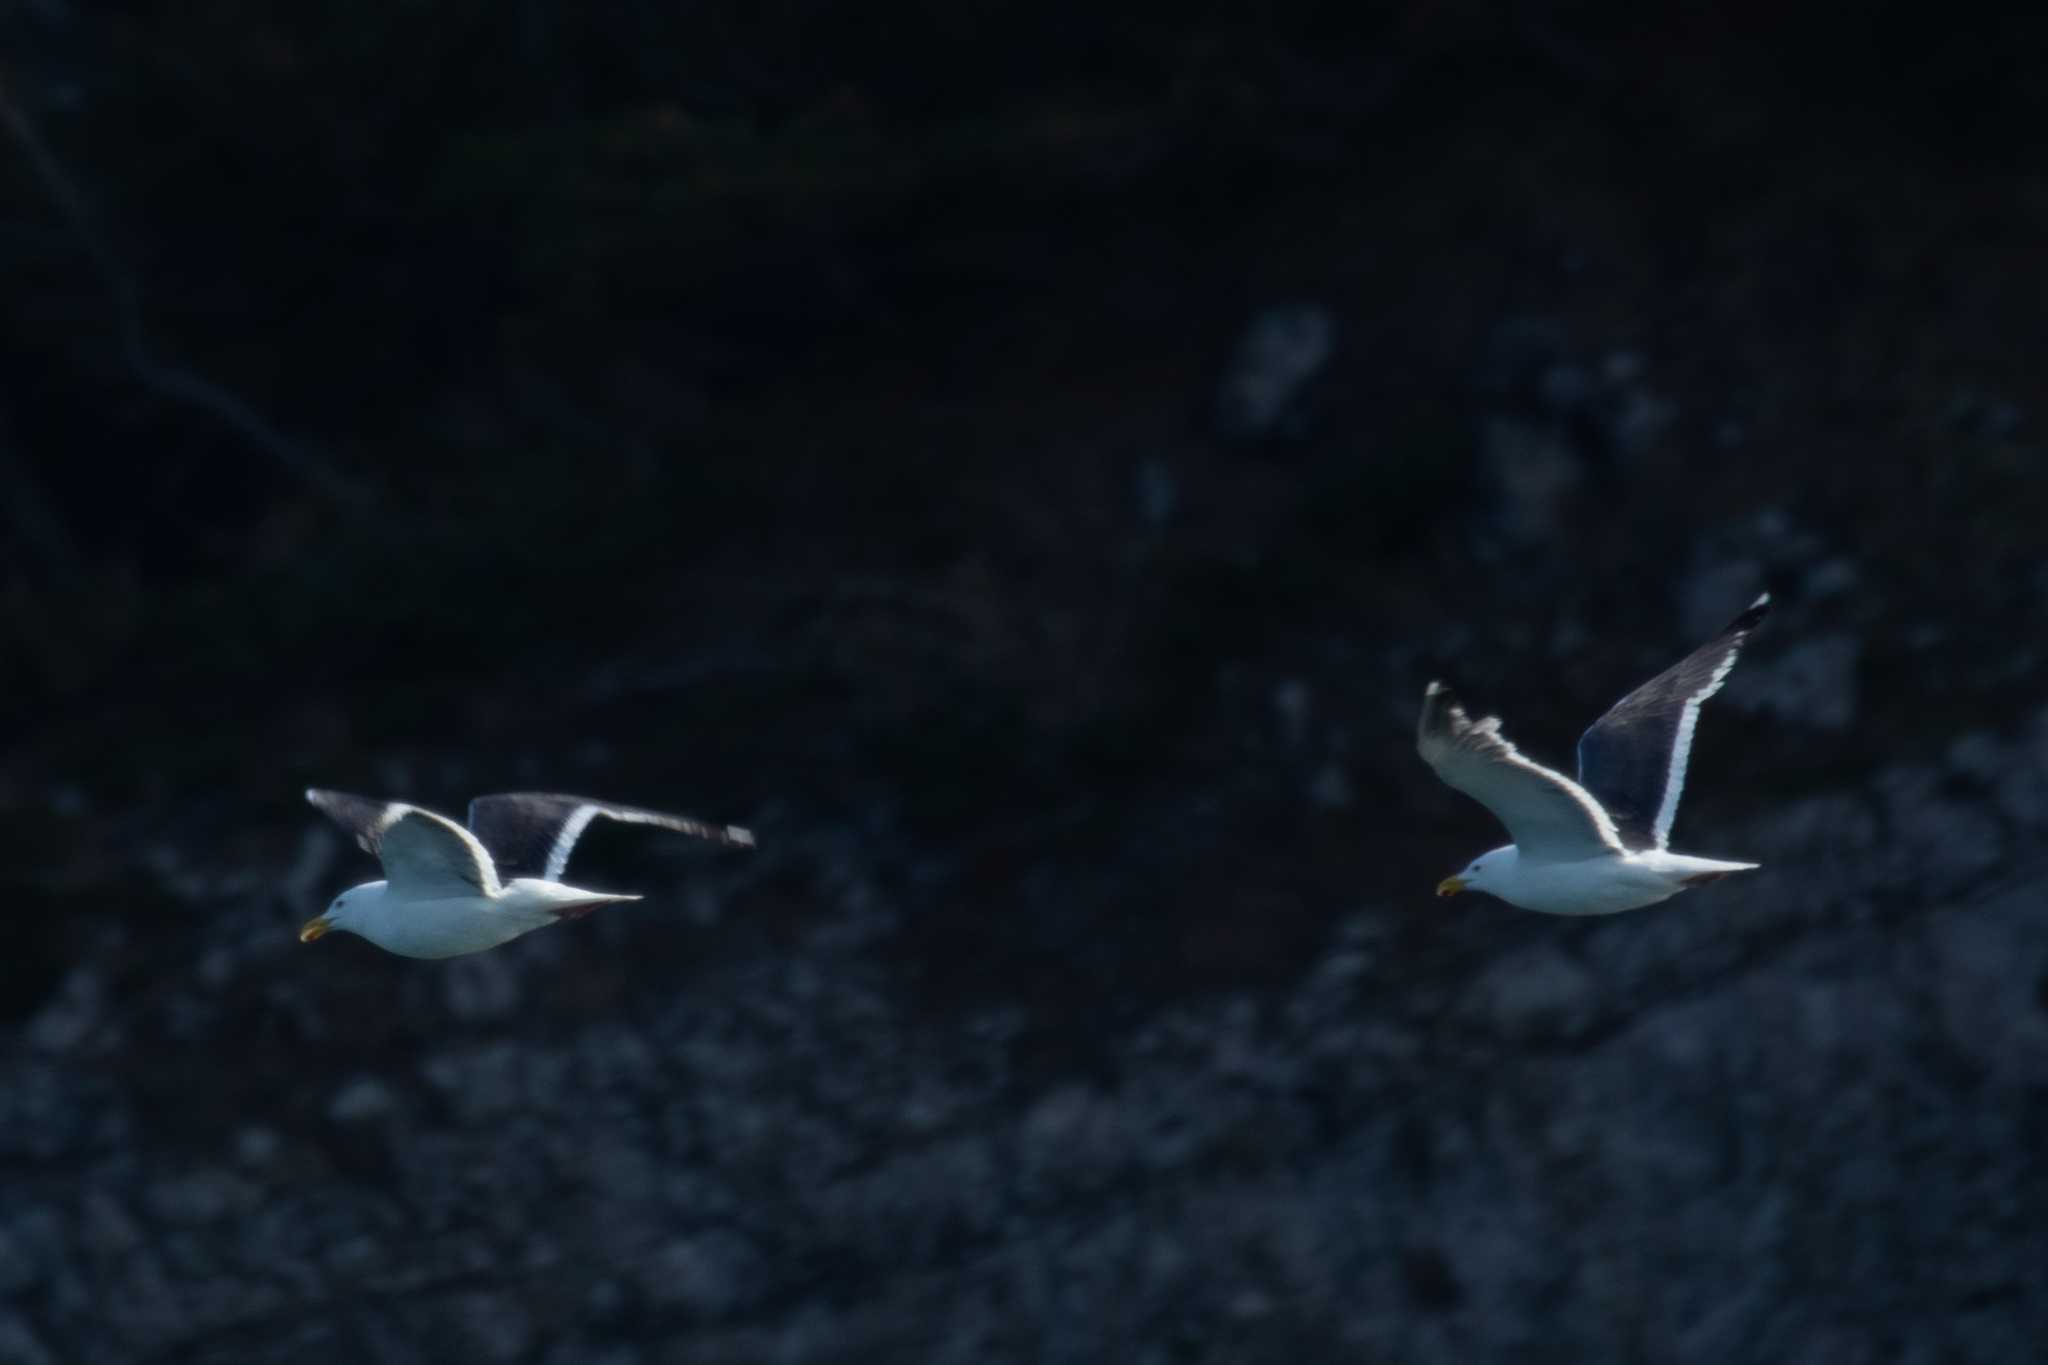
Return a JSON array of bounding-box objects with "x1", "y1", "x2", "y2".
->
[{"x1": 4, "y1": 3, "x2": 2047, "y2": 1361}]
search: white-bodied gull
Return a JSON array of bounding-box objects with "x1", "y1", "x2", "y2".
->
[
  {"x1": 299, "y1": 790, "x2": 753, "y2": 957},
  {"x1": 1418, "y1": 594, "x2": 1769, "y2": 915}
]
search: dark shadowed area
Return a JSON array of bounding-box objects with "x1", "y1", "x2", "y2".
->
[{"x1": 5, "y1": 4, "x2": 2048, "y2": 1361}]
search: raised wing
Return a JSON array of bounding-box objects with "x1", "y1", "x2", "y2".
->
[
  {"x1": 466, "y1": 793, "x2": 754, "y2": 883},
  {"x1": 1575, "y1": 593, "x2": 1770, "y2": 851},
  {"x1": 1417, "y1": 682, "x2": 1624, "y2": 861},
  {"x1": 305, "y1": 789, "x2": 500, "y2": 898}
]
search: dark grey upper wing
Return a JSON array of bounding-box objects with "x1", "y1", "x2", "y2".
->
[
  {"x1": 305, "y1": 789, "x2": 499, "y2": 896},
  {"x1": 466, "y1": 793, "x2": 754, "y2": 883},
  {"x1": 1574, "y1": 593, "x2": 1770, "y2": 851}
]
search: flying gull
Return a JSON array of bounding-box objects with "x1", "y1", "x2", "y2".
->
[
  {"x1": 1417, "y1": 594, "x2": 1769, "y2": 915},
  {"x1": 299, "y1": 790, "x2": 754, "y2": 957}
]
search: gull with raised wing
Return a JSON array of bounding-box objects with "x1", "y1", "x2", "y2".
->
[
  {"x1": 299, "y1": 790, "x2": 753, "y2": 957},
  {"x1": 1417, "y1": 595, "x2": 1770, "y2": 915}
]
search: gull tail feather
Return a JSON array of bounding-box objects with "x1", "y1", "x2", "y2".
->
[
  {"x1": 547, "y1": 892, "x2": 642, "y2": 922},
  {"x1": 1676, "y1": 857, "x2": 1760, "y2": 887}
]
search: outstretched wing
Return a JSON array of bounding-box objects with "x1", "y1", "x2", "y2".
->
[
  {"x1": 1417, "y1": 682, "x2": 1624, "y2": 861},
  {"x1": 466, "y1": 793, "x2": 754, "y2": 883},
  {"x1": 1575, "y1": 593, "x2": 1770, "y2": 851},
  {"x1": 305, "y1": 789, "x2": 500, "y2": 897}
]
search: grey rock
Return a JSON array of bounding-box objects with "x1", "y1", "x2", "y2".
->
[
  {"x1": 0, "y1": 1313, "x2": 57, "y2": 1365},
  {"x1": 101, "y1": 1246, "x2": 191, "y2": 1354},
  {"x1": 638, "y1": 1229, "x2": 766, "y2": 1318},
  {"x1": 195, "y1": 945, "x2": 238, "y2": 990},
  {"x1": 1540, "y1": 359, "x2": 1594, "y2": 411},
  {"x1": 324, "y1": 1233, "x2": 385, "y2": 1277},
  {"x1": 78, "y1": 1190, "x2": 142, "y2": 1258},
  {"x1": 1990, "y1": 709, "x2": 2048, "y2": 829},
  {"x1": 1600, "y1": 372, "x2": 1675, "y2": 457},
  {"x1": 583, "y1": 1277, "x2": 631, "y2": 1327},
  {"x1": 1749, "y1": 791, "x2": 1880, "y2": 880},
  {"x1": 1216, "y1": 304, "x2": 1335, "y2": 438},
  {"x1": 1272, "y1": 679, "x2": 1311, "y2": 749},
  {"x1": 1875, "y1": 765, "x2": 2005, "y2": 897},
  {"x1": 1307, "y1": 761, "x2": 1353, "y2": 809},
  {"x1": 25, "y1": 966, "x2": 103, "y2": 1053},
  {"x1": 1475, "y1": 321, "x2": 1671, "y2": 466},
  {"x1": 1942, "y1": 390, "x2": 2023, "y2": 440},
  {"x1": 1734, "y1": 631, "x2": 1860, "y2": 731},
  {"x1": 1225, "y1": 1287, "x2": 1275, "y2": 1319},
  {"x1": 581, "y1": 1134, "x2": 660, "y2": 1204},
  {"x1": 682, "y1": 883, "x2": 725, "y2": 929},
  {"x1": 327, "y1": 1075, "x2": 398, "y2": 1125},
  {"x1": 812, "y1": 1135, "x2": 1003, "y2": 1263},
  {"x1": 444, "y1": 951, "x2": 522, "y2": 1022},
  {"x1": 1135, "y1": 457, "x2": 1177, "y2": 529},
  {"x1": 1802, "y1": 556, "x2": 1860, "y2": 600},
  {"x1": 234, "y1": 1125, "x2": 283, "y2": 1169},
  {"x1": 1471, "y1": 943, "x2": 1596, "y2": 1041},
  {"x1": 1945, "y1": 729, "x2": 2009, "y2": 785},
  {"x1": 1600, "y1": 350, "x2": 1644, "y2": 385},
  {"x1": 1926, "y1": 890, "x2": 2048, "y2": 1083},
  {"x1": 145, "y1": 1170, "x2": 256, "y2": 1226},
  {"x1": 442, "y1": 1291, "x2": 535, "y2": 1364},
  {"x1": 1476, "y1": 415, "x2": 1582, "y2": 547},
  {"x1": 0, "y1": 1207, "x2": 62, "y2": 1295},
  {"x1": 1017, "y1": 1084, "x2": 1131, "y2": 1198},
  {"x1": 543, "y1": 1344, "x2": 642, "y2": 1365},
  {"x1": 414, "y1": 1042, "x2": 534, "y2": 1121}
]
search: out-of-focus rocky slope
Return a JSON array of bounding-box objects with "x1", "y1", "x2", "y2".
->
[{"x1": 7, "y1": 466, "x2": 2048, "y2": 1364}]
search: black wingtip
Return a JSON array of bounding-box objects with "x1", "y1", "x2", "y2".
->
[
  {"x1": 1724, "y1": 591, "x2": 1771, "y2": 636},
  {"x1": 1419, "y1": 679, "x2": 1465, "y2": 743}
]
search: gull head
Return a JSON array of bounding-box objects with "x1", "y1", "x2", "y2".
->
[
  {"x1": 1437, "y1": 846, "x2": 1514, "y2": 898},
  {"x1": 301, "y1": 881, "x2": 386, "y2": 944}
]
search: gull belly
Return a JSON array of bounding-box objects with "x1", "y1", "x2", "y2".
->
[
  {"x1": 1497, "y1": 851, "x2": 1758, "y2": 916},
  {"x1": 350, "y1": 894, "x2": 552, "y2": 959}
]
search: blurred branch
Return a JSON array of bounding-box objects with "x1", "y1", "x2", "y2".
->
[{"x1": 0, "y1": 66, "x2": 370, "y2": 507}]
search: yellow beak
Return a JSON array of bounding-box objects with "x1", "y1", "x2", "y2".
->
[
  {"x1": 299, "y1": 916, "x2": 332, "y2": 943},
  {"x1": 1436, "y1": 876, "x2": 1467, "y2": 897}
]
